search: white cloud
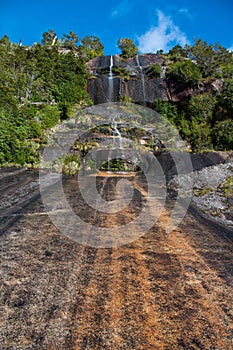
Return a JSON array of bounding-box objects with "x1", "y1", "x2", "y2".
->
[
  {"x1": 137, "y1": 10, "x2": 190, "y2": 53},
  {"x1": 228, "y1": 45, "x2": 233, "y2": 52},
  {"x1": 178, "y1": 8, "x2": 193, "y2": 20},
  {"x1": 111, "y1": 1, "x2": 133, "y2": 18}
]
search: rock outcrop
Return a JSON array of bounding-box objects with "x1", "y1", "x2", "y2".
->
[
  {"x1": 87, "y1": 54, "x2": 169, "y2": 104},
  {"x1": 168, "y1": 159, "x2": 233, "y2": 231},
  {"x1": 87, "y1": 54, "x2": 225, "y2": 105}
]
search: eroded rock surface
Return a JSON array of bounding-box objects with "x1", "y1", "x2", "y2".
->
[
  {"x1": 169, "y1": 161, "x2": 233, "y2": 230},
  {"x1": 1, "y1": 157, "x2": 233, "y2": 349}
]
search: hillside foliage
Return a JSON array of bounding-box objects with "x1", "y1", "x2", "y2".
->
[
  {"x1": 0, "y1": 33, "x2": 232, "y2": 167},
  {"x1": 152, "y1": 39, "x2": 233, "y2": 151},
  {"x1": 0, "y1": 31, "x2": 97, "y2": 165},
  {"x1": 117, "y1": 38, "x2": 139, "y2": 58}
]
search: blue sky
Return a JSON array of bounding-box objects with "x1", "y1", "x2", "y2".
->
[{"x1": 0, "y1": 0, "x2": 232, "y2": 54}]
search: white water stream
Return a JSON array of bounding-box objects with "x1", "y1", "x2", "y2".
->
[
  {"x1": 106, "y1": 119, "x2": 123, "y2": 172},
  {"x1": 112, "y1": 120, "x2": 122, "y2": 149},
  {"x1": 136, "y1": 54, "x2": 146, "y2": 103},
  {"x1": 108, "y1": 55, "x2": 114, "y2": 102}
]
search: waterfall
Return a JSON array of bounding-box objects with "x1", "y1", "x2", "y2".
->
[
  {"x1": 108, "y1": 55, "x2": 114, "y2": 102},
  {"x1": 106, "y1": 119, "x2": 122, "y2": 172},
  {"x1": 162, "y1": 65, "x2": 166, "y2": 78},
  {"x1": 112, "y1": 120, "x2": 122, "y2": 149},
  {"x1": 107, "y1": 152, "x2": 111, "y2": 172},
  {"x1": 136, "y1": 54, "x2": 146, "y2": 103}
]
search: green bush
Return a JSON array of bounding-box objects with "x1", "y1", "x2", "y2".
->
[
  {"x1": 167, "y1": 60, "x2": 202, "y2": 87},
  {"x1": 120, "y1": 95, "x2": 132, "y2": 103},
  {"x1": 212, "y1": 119, "x2": 233, "y2": 150},
  {"x1": 152, "y1": 99, "x2": 178, "y2": 123},
  {"x1": 117, "y1": 38, "x2": 138, "y2": 58},
  {"x1": 40, "y1": 105, "x2": 60, "y2": 129},
  {"x1": 188, "y1": 93, "x2": 217, "y2": 123},
  {"x1": 63, "y1": 154, "x2": 80, "y2": 175},
  {"x1": 220, "y1": 176, "x2": 233, "y2": 197},
  {"x1": 168, "y1": 45, "x2": 188, "y2": 61},
  {"x1": 149, "y1": 64, "x2": 162, "y2": 78},
  {"x1": 112, "y1": 67, "x2": 130, "y2": 80}
]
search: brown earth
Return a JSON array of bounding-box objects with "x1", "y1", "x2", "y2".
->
[{"x1": 1, "y1": 168, "x2": 233, "y2": 349}]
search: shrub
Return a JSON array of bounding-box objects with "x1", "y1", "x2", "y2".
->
[
  {"x1": 167, "y1": 60, "x2": 202, "y2": 87},
  {"x1": 63, "y1": 154, "x2": 80, "y2": 175},
  {"x1": 40, "y1": 105, "x2": 60, "y2": 129},
  {"x1": 149, "y1": 64, "x2": 162, "y2": 78},
  {"x1": 212, "y1": 119, "x2": 233, "y2": 150},
  {"x1": 117, "y1": 38, "x2": 138, "y2": 58}
]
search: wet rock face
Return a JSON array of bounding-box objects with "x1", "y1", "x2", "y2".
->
[
  {"x1": 120, "y1": 78, "x2": 166, "y2": 104},
  {"x1": 87, "y1": 76, "x2": 121, "y2": 105},
  {"x1": 87, "y1": 55, "x2": 111, "y2": 71},
  {"x1": 88, "y1": 54, "x2": 164, "y2": 73},
  {"x1": 87, "y1": 54, "x2": 168, "y2": 104},
  {"x1": 87, "y1": 53, "x2": 225, "y2": 106}
]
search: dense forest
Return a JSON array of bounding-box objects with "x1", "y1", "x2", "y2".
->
[
  {"x1": 153, "y1": 40, "x2": 233, "y2": 152},
  {"x1": 0, "y1": 30, "x2": 103, "y2": 166},
  {"x1": 0, "y1": 30, "x2": 232, "y2": 167}
]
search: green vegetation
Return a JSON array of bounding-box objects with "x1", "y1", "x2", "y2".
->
[
  {"x1": 0, "y1": 33, "x2": 232, "y2": 169},
  {"x1": 193, "y1": 187, "x2": 213, "y2": 197},
  {"x1": 166, "y1": 60, "x2": 202, "y2": 87},
  {"x1": 117, "y1": 38, "x2": 138, "y2": 58},
  {"x1": 185, "y1": 39, "x2": 232, "y2": 78},
  {"x1": 212, "y1": 120, "x2": 233, "y2": 150},
  {"x1": 148, "y1": 64, "x2": 162, "y2": 78},
  {"x1": 62, "y1": 154, "x2": 80, "y2": 175},
  {"x1": 120, "y1": 95, "x2": 132, "y2": 103},
  {"x1": 0, "y1": 30, "x2": 100, "y2": 166},
  {"x1": 112, "y1": 67, "x2": 130, "y2": 80},
  {"x1": 220, "y1": 176, "x2": 233, "y2": 197},
  {"x1": 150, "y1": 38, "x2": 233, "y2": 151},
  {"x1": 80, "y1": 35, "x2": 104, "y2": 60},
  {"x1": 168, "y1": 45, "x2": 188, "y2": 61},
  {"x1": 101, "y1": 159, "x2": 135, "y2": 172}
]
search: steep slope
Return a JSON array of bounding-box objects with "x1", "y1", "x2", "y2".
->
[{"x1": 1, "y1": 170, "x2": 233, "y2": 349}]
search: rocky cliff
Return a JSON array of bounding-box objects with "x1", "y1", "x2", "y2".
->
[
  {"x1": 87, "y1": 53, "x2": 221, "y2": 105},
  {"x1": 87, "y1": 54, "x2": 169, "y2": 104}
]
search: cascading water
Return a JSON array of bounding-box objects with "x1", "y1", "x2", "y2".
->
[
  {"x1": 112, "y1": 120, "x2": 122, "y2": 149},
  {"x1": 162, "y1": 65, "x2": 166, "y2": 78},
  {"x1": 105, "y1": 119, "x2": 123, "y2": 172},
  {"x1": 136, "y1": 54, "x2": 146, "y2": 103},
  {"x1": 108, "y1": 55, "x2": 114, "y2": 102}
]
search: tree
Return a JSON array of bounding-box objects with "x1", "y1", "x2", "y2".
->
[
  {"x1": 167, "y1": 60, "x2": 202, "y2": 87},
  {"x1": 152, "y1": 99, "x2": 178, "y2": 124},
  {"x1": 188, "y1": 93, "x2": 217, "y2": 123},
  {"x1": 222, "y1": 63, "x2": 233, "y2": 79},
  {"x1": 80, "y1": 35, "x2": 104, "y2": 60},
  {"x1": 212, "y1": 119, "x2": 233, "y2": 150},
  {"x1": 220, "y1": 79, "x2": 233, "y2": 112},
  {"x1": 186, "y1": 39, "x2": 215, "y2": 77},
  {"x1": 0, "y1": 34, "x2": 11, "y2": 47},
  {"x1": 41, "y1": 30, "x2": 57, "y2": 46},
  {"x1": 190, "y1": 119, "x2": 212, "y2": 150},
  {"x1": 117, "y1": 38, "x2": 138, "y2": 58},
  {"x1": 168, "y1": 45, "x2": 188, "y2": 60},
  {"x1": 186, "y1": 39, "x2": 232, "y2": 78},
  {"x1": 61, "y1": 31, "x2": 79, "y2": 50},
  {"x1": 0, "y1": 36, "x2": 17, "y2": 108},
  {"x1": 149, "y1": 64, "x2": 162, "y2": 78},
  {"x1": 185, "y1": 93, "x2": 217, "y2": 150}
]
